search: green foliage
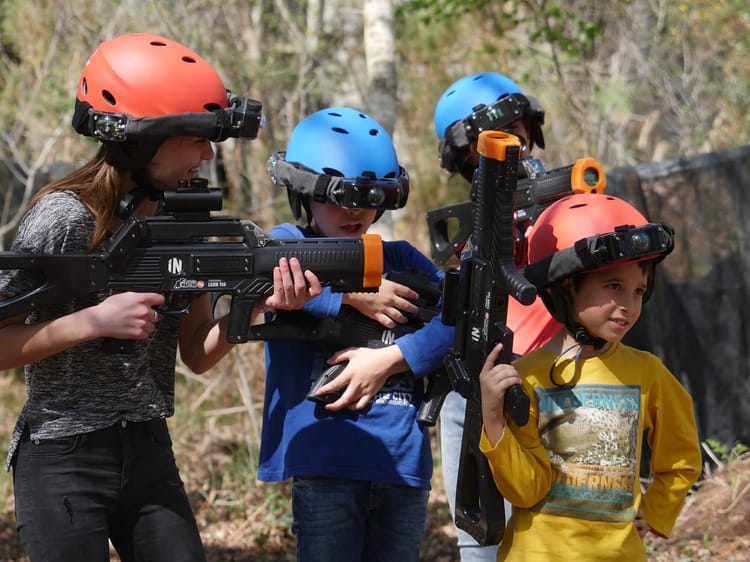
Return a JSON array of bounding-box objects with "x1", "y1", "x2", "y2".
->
[
  {"x1": 524, "y1": 3, "x2": 604, "y2": 58},
  {"x1": 705, "y1": 438, "x2": 749, "y2": 489},
  {"x1": 706, "y1": 438, "x2": 750, "y2": 463},
  {"x1": 398, "y1": 0, "x2": 606, "y2": 58},
  {"x1": 397, "y1": 0, "x2": 493, "y2": 22}
]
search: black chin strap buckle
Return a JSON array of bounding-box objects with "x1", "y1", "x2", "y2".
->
[
  {"x1": 571, "y1": 322, "x2": 607, "y2": 350},
  {"x1": 116, "y1": 186, "x2": 160, "y2": 220}
]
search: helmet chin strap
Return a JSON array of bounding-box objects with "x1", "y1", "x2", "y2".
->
[
  {"x1": 569, "y1": 321, "x2": 607, "y2": 349},
  {"x1": 549, "y1": 320, "x2": 607, "y2": 388},
  {"x1": 105, "y1": 142, "x2": 164, "y2": 220},
  {"x1": 116, "y1": 167, "x2": 163, "y2": 220},
  {"x1": 557, "y1": 287, "x2": 608, "y2": 350}
]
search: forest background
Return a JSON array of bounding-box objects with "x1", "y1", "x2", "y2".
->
[{"x1": 1, "y1": 0, "x2": 749, "y2": 560}]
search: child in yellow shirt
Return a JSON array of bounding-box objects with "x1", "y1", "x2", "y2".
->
[{"x1": 478, "y1": 193, "x2": 702, "y2": 561}]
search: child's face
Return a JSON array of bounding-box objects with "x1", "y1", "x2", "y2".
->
[
  {"x1": 309, "y1": 199, "x2": 377, "y2": 238},
  {"x1": 147, "y1": 136, "x2": 215, "y2": 190},
  {"x1": 467, "y1": 118, "x2": 532, "y2": 166},
  {"x1": 567, "y1": 261, "x2": 649, "y2": 344}
]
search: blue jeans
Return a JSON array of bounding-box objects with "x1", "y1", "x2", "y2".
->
[
  {"x1": 12, "y1": 419, "x2": 205, "y2": 562},
  {"x1": 291, "y1": 476, "x2": 429, "y2": 562},
  {"x1": 440, "y1": 391, "x2": 510, "y2": 562}
]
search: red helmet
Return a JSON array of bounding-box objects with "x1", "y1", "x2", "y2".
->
[
  {"x1": 525, "y1": 193, "x2": 674, "y2": 288},
  {"x1": 71, "y1": 33, "x2": 263, "y2": 172},
  {"x1": 528, "y1": 193, "x2": 648, "y2": 264},
  {"x1": 77, "y1": 33, "x2": 227, "y2": 117}
]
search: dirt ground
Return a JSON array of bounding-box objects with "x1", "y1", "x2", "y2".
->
[
  {"x1": 1, "y1": 361, "x2": 748, "y2": 561},
  {"x1": 1, "y1": 452, "x2": 748, "y2": 561}
]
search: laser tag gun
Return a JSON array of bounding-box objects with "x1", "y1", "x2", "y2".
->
[
  {"x1": 0, "y1": 178, "x2": 383, "y2": 348},
  {"x1": 441, "y1": 131, "x2": 537, "y2": 545},
  {"x1": 247, "y1": 268, "x2": 451, "y2": 426},
  {"x1": 427, "y1": 157, "x2": 607, "y2": 265}
]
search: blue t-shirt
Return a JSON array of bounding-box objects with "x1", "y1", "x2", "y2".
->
[{"x1": 258, "y1": 223, "x2": 454, "y2": 488}]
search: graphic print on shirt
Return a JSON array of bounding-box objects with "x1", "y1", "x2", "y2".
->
[
  {"x1": 532, "y1": 383, "x2": 640, "y2": 522},
  {"x1": 373, "y1": 372, "x2": 415, "y2": 407}
]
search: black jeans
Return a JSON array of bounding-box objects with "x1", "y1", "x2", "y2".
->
[{"x1": 12, "y1": 419, "x2": 206, "y2": 562}]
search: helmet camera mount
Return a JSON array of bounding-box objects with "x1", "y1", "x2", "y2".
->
[{"x1": 267, "y1": 152, "x2": 409, "y2": 213}]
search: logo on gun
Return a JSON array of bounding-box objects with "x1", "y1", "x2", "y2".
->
[
  {"x1": 470, "y1": 325, "x2": 481, "y2": 344},
  {"x1": 380, "y1": 330, "x2": 396, "y2": 345},
  {"x1": 167, "y1": 257, "x2": 184, "y2": 275},
  {"x1": 172, "y1": 278, "x2": 205, "y2": 290}
]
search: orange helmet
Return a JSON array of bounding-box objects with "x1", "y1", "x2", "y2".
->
[
  {"x1": 72, "y1": 33, "x2": 262, "y2": 146},
  {"x1": 77, "y1": 33, "x2": 227, "y2": 117},
  {"x1": 525, "y1": 193, "x2": 674, "y2": 288}
]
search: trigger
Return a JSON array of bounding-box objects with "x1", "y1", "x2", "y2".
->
[{"x1": 159, "y1": 294, "x2": 193, "y2": 316}]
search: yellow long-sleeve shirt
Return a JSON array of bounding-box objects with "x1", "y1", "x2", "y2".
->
[{"x1": 480, "y1": 343, "x2": 702, "y2": 561}]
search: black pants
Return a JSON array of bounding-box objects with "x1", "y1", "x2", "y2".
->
[{"x1": 12, "y1": 419, "x2": 206, "y2": 562}]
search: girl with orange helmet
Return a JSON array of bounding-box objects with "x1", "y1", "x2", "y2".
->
[
  {"x1": 0, "y1": 33, "x2": 319, "y2": 562},
  {"x1": 476, "y1": 193, "x2": 701, "y2": 561}
]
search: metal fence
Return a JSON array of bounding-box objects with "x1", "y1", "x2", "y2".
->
[{"x1": 607, "y1": 145, "x2": 750, "y2": 448}]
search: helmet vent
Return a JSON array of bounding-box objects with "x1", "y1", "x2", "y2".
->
[
  {"x1": 181, "y1": 56, "x2": 197, "y2": 64},
  {"x1": 101, "y1": 89, "x2": 116, "y2": 106},
  {"x1": 149, "y1": 40, "x2": 167, "y2": 47},
  {"x1": 331, "y1": 127, "x2": 349, "y2": 135},
  {"x1": 81, "y1": 78, "x2": 88, "y2": 95},
  {"x1": 322, "y1": 167, "x2": 343, "y2": 177},
  {"x1": 368, "y1": 129, "x2": 380, "y2": 136}
]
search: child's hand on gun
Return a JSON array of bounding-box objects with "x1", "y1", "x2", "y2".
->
[
  {"x1": 343, "y1": 278, "x2": 419, "y2": 328},
  {"x1": 264, "y1": 257, "x2": 322, "y2": 311},
  {"x1": 479, "y1": 342, "x2": 523, "y2": 446}
]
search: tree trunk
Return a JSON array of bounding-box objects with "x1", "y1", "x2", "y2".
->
[{"x1": 363, "y1": 0, "x2": 397, "y2": 240}]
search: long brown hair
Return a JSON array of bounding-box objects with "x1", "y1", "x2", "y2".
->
[{"x1": 30, "y1": 145, "x2": 127, "y2": 251}]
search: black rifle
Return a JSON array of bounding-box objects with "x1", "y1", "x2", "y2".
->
[
  {"x1": 247, "y1": 269, "x2": 450, "y2": 426},
  {"x1": 441, "y1": 131, "x2": 537, "y2": 545},
  {"x1": 0, "y1": 178, "x2": 383, "y2": 347},
  {"x1": 426, "y1": 157, "x2": 606, "y2": 265}
]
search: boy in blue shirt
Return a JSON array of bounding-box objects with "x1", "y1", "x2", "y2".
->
[{"x1": 258, "y1": 107, "x2": 448, "y2": 561}]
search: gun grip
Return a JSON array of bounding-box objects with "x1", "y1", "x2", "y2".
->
[
  {"x1": 504, "y1": 384, "x2": 530, "y2": 426},
  {"x1": 227, "y1": 296, "x2": 259, "y2": 344},
  {"x1": 416, "y1": 368, "x2": 451, "y2": 427},
  {"x1": 307, "y1": 362, "x2": 347, "y2": 405}
]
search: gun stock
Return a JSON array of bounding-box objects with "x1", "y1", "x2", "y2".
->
[
  {"x1": 427, "y1": 157, "x2": 606, "y2": 265},
  {"x1": 441, "y1": 131, "x2": 537, "y2": 545},
  {"x1": 0, "y1": 179, "x2": 383, "y2": 346}
]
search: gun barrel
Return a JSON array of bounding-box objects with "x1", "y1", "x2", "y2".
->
[{"x1": 254, "y1": 234, "x2": 383, "y2": 292}]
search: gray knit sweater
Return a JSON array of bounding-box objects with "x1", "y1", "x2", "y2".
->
[{"x1": 0, "y1": 191, "x2": 180, "y2": 470}]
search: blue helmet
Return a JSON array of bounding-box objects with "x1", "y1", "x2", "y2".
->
[
  {"x1": 434, "y1": 72, "x2": 545, "y2": 180},
  {"x1": 269, "y1": 107, "x2": 409, "y2": 223},
  {"x1": 287, "y1": 107, "x2": 400, "y2": 178},
  {"x1": 433, "y1": 72, "x2": 524, "y2": 141}
]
